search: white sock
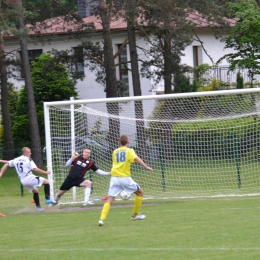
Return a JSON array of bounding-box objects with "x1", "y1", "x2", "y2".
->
[{"x1": 83, "y1": 188, "x2": 91, "y2": 205}]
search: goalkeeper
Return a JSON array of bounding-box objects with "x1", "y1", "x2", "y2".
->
[
  {"x1": 53, "y1": 147, "x2": 110, "y2": 206},
  {"x1": 98, "y1": 134, "x2": 153, "y2": 226}
]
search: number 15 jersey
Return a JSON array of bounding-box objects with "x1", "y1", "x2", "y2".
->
[
  {"x1": 9, "y1": 155, "x2": 37, "y2": 180},
  {"x1": 111, "y1": 147, "x2": 137, "y2": 177}
]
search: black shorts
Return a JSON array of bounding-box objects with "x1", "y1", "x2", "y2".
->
[{"x1": 59, "y1": 177, "x2": 85, "y2": 190}]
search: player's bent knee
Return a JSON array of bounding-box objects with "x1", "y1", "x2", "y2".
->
[
  {"x1": 135, "y1": 189, "x2": 144, "y2": 197},
  {"x1": 81, "y1": 180, "x2": 92, "y2": 187},
  {"x1": 43, "y1": 179, "x2": 50, "y2": 185}
]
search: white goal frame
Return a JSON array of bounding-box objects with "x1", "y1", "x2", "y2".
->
[{"x1": 44, "y1": 88, "x2": 260, "y2": 203}]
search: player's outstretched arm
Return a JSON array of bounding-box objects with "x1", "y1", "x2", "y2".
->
[
  {"x1": 135, "y1": 157, "x2": 153, "y2": 172},
  {"x1": 0, "y1": 160, "x2": 8, "y2": 164},
  {"x1": 65, "y1": 152, "x2": 79, "y2": 166},
  {"x1": 95, "y1": 169, "x2": 110, "y2": 176},
  {"x1": 33, "y1": 168, "x2": 51, "y2": 175},
  {"x1": 0, "y1": 162, "x2": 9, "y2": 178}
]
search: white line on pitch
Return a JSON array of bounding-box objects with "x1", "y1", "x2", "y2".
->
[{"x1": 1, "y1": 247, "x2": 260, "y2": 252}]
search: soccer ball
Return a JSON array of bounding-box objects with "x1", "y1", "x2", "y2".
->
[{"x1": 120, "y1": 190, "x2": 131, "y2": 200}]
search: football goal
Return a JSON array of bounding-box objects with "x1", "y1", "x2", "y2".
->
[{"x1": 44, "y1": 88, "x2": 260, "y2": 204}]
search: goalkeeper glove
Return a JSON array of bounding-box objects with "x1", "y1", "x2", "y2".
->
[{"x1": 72, "y1": 152, "x2": 79, "y2": 159}]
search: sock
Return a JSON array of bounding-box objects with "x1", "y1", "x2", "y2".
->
[
  {"x1": 44, "y1": 184, "x2": 50, "y2": 200},
  {"x1": 54, "y1": 194, "x2": 60, "y2": 202},
  {"x1": 100, "y1": 202, "x2": 111, "y2": 221},
  {"x1": 132, "y1": 196, "x2": 143, "y2": 217},
  {"x1": 84, "y1": 187, "x2": 91, "y2": 205},
  {"x1": 33, "y1": 193, "x2": 40, "y2": 207}
]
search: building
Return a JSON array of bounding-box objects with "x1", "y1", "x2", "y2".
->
[{"x1": 4, "y1": 9, "x2": 238, "y2": 100}]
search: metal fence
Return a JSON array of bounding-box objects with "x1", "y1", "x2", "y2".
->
[{"x1": 185, "y1": 66, "x2": 260, "y2": 88}]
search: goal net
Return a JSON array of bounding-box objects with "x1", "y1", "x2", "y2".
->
[{"x1": 44, "y1": 88, "x2": 260, "y2": 204}]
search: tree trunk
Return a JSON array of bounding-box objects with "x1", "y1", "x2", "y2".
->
[
  {"x1": 98, "y1": 0, "x2": 120, "y2": 150},
  {"x1": 163, "y1": 37, "x2": 172, "y2": 94},
  {"x1": 0, "y1": 36, "x2": 14, "y2": 160},
  {"x1": 126, "y1": 0, "x2": 148, "y2": 160},
  {"x1": 16, "y1": 0, "x2": 43, "y2": 167}
]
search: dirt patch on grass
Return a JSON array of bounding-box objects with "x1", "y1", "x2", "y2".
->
[{"x1": 14, "y1": 201, "x2": 157, "y2": 214}]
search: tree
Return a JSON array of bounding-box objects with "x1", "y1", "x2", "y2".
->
[
  {"x1": 0, "y1": 0, "x2": 90, "y2": 162},
  {"x1": 217, "y1": 0, "x2": 260, "y2": 87},
  {"x1": 134, "y1": 0, "x2": 231, "y2": 159},
  {"x1": 236, "y1": 72, "x2": 244, "y2": 89},
  {"x1": 124, "y1": 0, "x2": 148, "y2": 159},
  {"x1": 139, "y1": 0, "x2": 230, "y2": 94},
  {"x1": 98, "y1": 0, "x2": 120, "y2": 150},
  {"x1": 23, "y1": 0, "x2": 77, "y2": 24},
  {"x1": 12, "y1": 53, "x2": 77, "y2": 147},
  {"x1": 15, "y1": 0, "x2": 43, "y2": 166},
  {"x1": 0, "y1": 0, "x2": 18, "y2": 159}
]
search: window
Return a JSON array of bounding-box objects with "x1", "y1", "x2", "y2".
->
[
  {"x1": 20, "y1": 49, "x2": 43, "y2": 78},
  {"x1": 117, "y1": 44, "x2": 129, "y2": 97},
  {"x1": 73, "y1": 47, "x2": 85, "y2": 76},
  {"x1": 28, "y1": 49, "x2": 43, "y2": 65}
]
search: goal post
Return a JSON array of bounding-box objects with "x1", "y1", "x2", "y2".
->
[{"x1": 44, "y1": 88, "x2": 260, "y2": 204}]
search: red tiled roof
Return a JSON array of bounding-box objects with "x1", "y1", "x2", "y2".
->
[
  {"x1": 24, "y1": 15, "x2": 127, "y2": 37},
  {"x1": 187, "y1": 11, "x2": 236, "y2": 28},
  {"x1": 6, "y1": 12, "x2": 236, "y2": 39},
  {"x1": 82, "y1": 15, "x2": 127, "y2": 31}
]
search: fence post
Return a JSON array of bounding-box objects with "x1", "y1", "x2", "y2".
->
[{"x1": 20, "y1": 183, "x2": 24, "y2": 197}]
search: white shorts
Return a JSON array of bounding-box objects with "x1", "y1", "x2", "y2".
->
[
  {"x1": 20, "y1": 174, "x2": 45, "y2": 193},
  {"x1": 108, "y1": 176, "x2": 140, "y2": 197}
]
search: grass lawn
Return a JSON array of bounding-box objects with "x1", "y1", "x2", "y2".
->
[{"x1": 1, "y1": 167, "x2": 260, "y2": 259}]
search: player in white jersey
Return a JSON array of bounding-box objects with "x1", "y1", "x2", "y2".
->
[{"x1": 0, "y1": 147, "x2": 53, "y2": 212}]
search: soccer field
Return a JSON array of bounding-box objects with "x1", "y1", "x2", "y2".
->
[{"x1": 1, "y1": 181, "x2": 260, "y2": 260}]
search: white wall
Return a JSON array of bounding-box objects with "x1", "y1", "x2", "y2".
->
[
  {"x1": 5, "y1": 31, "x2": 155, "y2": 100},
  {"x1": 4, "y1": 29, "x2": 233, "y2": 99},
  {"x1": 182, "y1": 30, "x2": 232, "y2": 66}
]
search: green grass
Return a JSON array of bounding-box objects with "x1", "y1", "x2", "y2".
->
[{"x1": 1, "y1": 167, "x2": 260, "y2": 259}]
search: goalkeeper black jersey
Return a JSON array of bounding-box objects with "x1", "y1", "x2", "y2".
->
[{"x1": 67, "y1": 156, "x2": 98, "y2": 179}]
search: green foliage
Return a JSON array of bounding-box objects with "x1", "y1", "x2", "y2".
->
[
  {"x1": 12, "y1": 53, "x2": 77, "y2": 147},
  {"x1": 198, "y1": 77, "x2": 221, "y2": 92},
  {"x1": 236, "y1": 72, "x2": 244, "y2": 89},
  {"x1": 172, "y1": 115, "x2": 260, "y2": 159},
  {"x1": 147, "y1": 92, "x2": 258, "y2": 159},
  {"x1": 198, "y1": 94, "x2": 254, "y2": 118},
  {"x1": 174, "y1": 74, "x2": 197, "y2": 93},
  {"x1": 196, "y1": 63, "x2": 212, "y2": 75},
  {"x1": 139, "y1": 1, "x2": 229, "y2": 93},
  {"x1": 0, "y1": 1, "x2": 18, "y2": 34},
  {"x1": 147, "y1": 97, "x2": 201, "y2": 143},
  {"x1": 0, "y1": 83, "x2": 19, "y2": 144},
  {"x1": 31, "y1": 53, "x2": 77, "y2": 104},
  {"x1": 12, "y1": 115, "x2": 31, "y2": 148},
  {"x1": 217, "y1": 0, "x2": 260, "y2": 82},
  {"x1": 219, "y1": 80, "x2": 232, "y2": 90},
  {"x1": 195, "y1": 63, "x2": 213, "y2": 87},
  {"x1": 23, "y1": 0, "x2": 78, "y2": 24}
]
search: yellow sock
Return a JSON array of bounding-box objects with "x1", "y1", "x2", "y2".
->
[
  {"x1": 100, "y1": 202, "x2": 111, "y2": 221},
  {"x1": 132, "y1": 196, "x2": 143, "y2": 217}
]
